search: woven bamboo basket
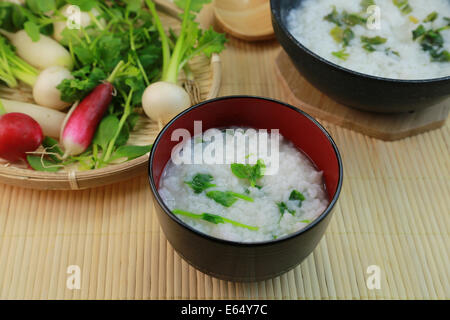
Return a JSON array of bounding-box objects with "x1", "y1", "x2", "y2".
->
[{"x1": 0, "y1": 7, "x2": 222, "y2": 190}]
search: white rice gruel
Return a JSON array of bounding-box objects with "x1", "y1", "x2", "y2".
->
[
  {"x1": 159, "y1": 129, "x2": 329, "y2": 243},
  {"x1": 286, "y1": 0, "x2": 450, "y2": 80}
]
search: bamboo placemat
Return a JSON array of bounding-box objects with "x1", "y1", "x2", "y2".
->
[{"x1": 0, "y1": 26, "x2": 449, "y2": 299}]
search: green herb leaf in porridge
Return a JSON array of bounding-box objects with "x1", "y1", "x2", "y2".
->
[
  {"x1": 289, "y1": 190, "x2": 306, "y2": 207},
  {"x1": 277, "y1": 202, "x2": 295, "y2": 216},
  {"x1": 385, "y1": 47, "x2": 400, "y2": 57},
  {"x1": 230, "y1": 159, "x2": 266, "y2": 187},
  {"x1": 412, "y1": 23, "x2": 450, "y2": 62},
  {"x1": 172, "y1": 209, "x2": 259, "y2": 231},
  {"x1": 412, "y1": 25, "x2": 427, "y2": 40},
  {"x1": 324, "y1": 6, "x2": 342, "y2": 26},
  {"x1": 206, "y1": 190, "x2": 254, "y2": 207},
  {"x1": 332, "y1": 49, "x2": 349, "y2": 60},
  {"x1": 330, "y1": 26, "x2": 354, "y2": 46},
  {"x1": 424, "y1": 12, "x2": 438, "y2": 23},
  {"x1": 361, "y1": 36, "x2": 387, "y2": 45},
  {"x1": 361, "y1": 0, "x2": 375, "y2": 11},
  {"x1": 393, "y1": 0, "x2": 412, "y2": 15},
  {"x1": 341, "y1": 12, "x2": 367, "y2": 26},
  {"x1": 185, "y1": 173, "x2": 216, "y2": 193},
  {"x1": 361, "y1": 36, "x2": 387, "y2": 52}
]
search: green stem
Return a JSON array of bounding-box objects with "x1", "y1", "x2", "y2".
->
[
  {"x1": 129, "y1": 24, "x2": 150, "y2": 86},
  {"x1": 102, "y1": 89, "x2": 134, "y2": 163},
  {"x1": 164, "y1": 0, "x2": 192, "y2": 83},
  {"x1": 0, "y1": 99, "x2": 6, "y2": 115},
  {"x1": 12, "y1": 69, "x2": 37, "y2": 87},
  {"x1": 106, "y1": 60, "x2": 125, "y2": 83},
  {"x1": 0, "y1": 36, "x2": 38, "y2": 87},
  {"x1": 229, "y1": 192, "x2": 254, "y2": 202},
  {"x1": 172, "y1": 209, "x2": 259, "y2": 231},
  {"x1": 88, "y1": 11, "x2": 104, "y2": 31},
  {"x1": 146, "y1": 0, "x2": 171, "y2": 78}
]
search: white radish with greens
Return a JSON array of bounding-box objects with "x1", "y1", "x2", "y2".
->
[
  {"x1": 0, "y1": 36, "x2": 74, "y2": 110},
  {"x1": 33, "y1": 66, "x2": 74, "y2": 110},
  {"x1": 142, "y1": 0, "x2": 226, "y2": 124},
  {"x1": 0, "y1": 30, "x2": 73, "y2": 70}
]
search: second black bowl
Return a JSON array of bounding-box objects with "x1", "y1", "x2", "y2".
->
[{"x1": 271, "y1": 0, "x2": 450, "y2": 113}]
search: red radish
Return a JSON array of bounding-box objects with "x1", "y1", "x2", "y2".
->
[
  {"x1": 0, "y1": 113, "x2": 44, "y2": 163},
  {"x1": 61, "y1": 82, "x2": 114, "y2": 157}
]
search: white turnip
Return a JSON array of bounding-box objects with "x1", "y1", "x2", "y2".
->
[
  {"x1": 141, "y1": 81, "x2": 191, "y2": 125},
  {"x1": 33, "y1": 66, "x2": 73, "y2": 110}
]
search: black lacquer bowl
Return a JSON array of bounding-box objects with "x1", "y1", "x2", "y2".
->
[
  {"x1": 271, "y1": 0, "x2": 450, "y2": 113},
  {"x1": 148, "y1": 96, "x2": 343, "y2": 282}
]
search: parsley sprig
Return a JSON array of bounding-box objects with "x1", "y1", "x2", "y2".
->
[
  {"x1": 230, "y1": 159, "x2": 266, "y2": 188},
  {"x1": 184, "y1": 173, "x2": 216, "y2": 194},
  {"x1": 206, "y1": 190, "x2": 254, "y2": 207}
]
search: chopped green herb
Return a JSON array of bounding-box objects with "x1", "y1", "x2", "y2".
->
[
  {"x1": 445, "y1": 17, "x2": 450, "y2": 26},
  {"x1": 184, "y1": 173, "x2": 216, "y2": 194},
  {"x1": 330, "y1": 26, "x2": 344, "y2": 44},
  {"x1": 393, "y1": 0, "x2": 412, "y2": 15},
  {"x1": 412, "y1": 25, "x2": 427, "y2": 40},
  {"x1": 332, "y1": 49, "x2": 349, "y2": 60},
  {"x1": 231, "y1": 192, "x2": 254, "y2": 202},
  {"x1": 206, "y1": 190, "x2": 253, "y2": 207},
  {"x1": 430, "y1": 50, "x2": 450, "y2": 62},
  {"x1": 330, "y1": 26, "x2": 354, "y2": 46},
  {"x1": 424, "y1": 12, "x2": 438, "y2": 23},
  {"x1": 385, "y1": 47, "x2": 400, "y2": 57},
  {"x1": 324, "y1": 6, "x2": 368, "y2": 27},
  {"x1": 361, "y1": 0, "x2": 375, "y2": 10},
  {"x1": 172, "y1": 209, "x2": 259, "y2": 231},
  {"x1": 324, "y1": 6, "x2": 342, "y2": 26},
  {"x1": 412, "y1": 23, "x2": 450, "y2": 62},
  {"x1": 361, "y1": 36, "x2": 388, "y2": 45},
  {"x1": 361, "y1": 36, "x2": 387, "y2": 52},
  {"x1": 342, "y1": 12, "x2": 367, "y2": 26},
  {"x1": 230, "y1": 159, "x2": 265, "y2": 188},
  {"x1": 289, "y1": 190, "x2": 306, "y2": 207},
  {"x1": 343, "y1": 28, "x2": 355, "y2": 46},
  {"x1": 300, "y1": 220, "x2": 312, "y2": 224},
  {"x1": 277, "y1": 202, "x2": 295, "y2": 216}
]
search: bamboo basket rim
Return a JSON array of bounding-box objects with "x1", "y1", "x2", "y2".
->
[{"x1": 0, "y1": 5, "x2": 222, "y2": 190}]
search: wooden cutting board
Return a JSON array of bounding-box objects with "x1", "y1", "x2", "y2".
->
[{"x1": 276, "y1": 50, "x2": 449, "y2": 141}]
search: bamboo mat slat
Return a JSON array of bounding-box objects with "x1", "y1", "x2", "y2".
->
[{"x1": 0, "y1": 36, "x2": 449, "y2": 300}]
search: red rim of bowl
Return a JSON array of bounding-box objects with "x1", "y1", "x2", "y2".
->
[{"x1": 148, "y1": 95, "x2": 344, "y2": 247}]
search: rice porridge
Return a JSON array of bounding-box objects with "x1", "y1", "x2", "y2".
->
[
  {"x1": 158, "y1": 128, "x2": 329, "y2": 243},
  {"x1": 286, "y1": 0, "x2": 450, "y2": 79}
]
